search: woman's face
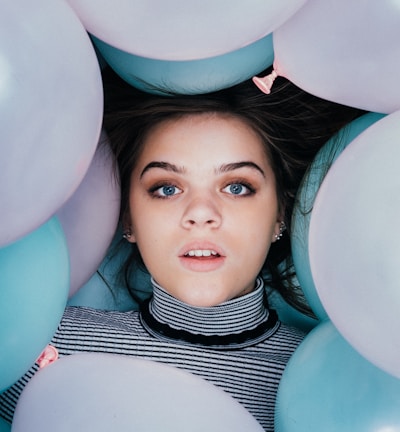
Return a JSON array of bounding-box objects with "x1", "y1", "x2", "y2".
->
[{"x1": 126, "y1": 113, "x2": 282, "y2": 307}]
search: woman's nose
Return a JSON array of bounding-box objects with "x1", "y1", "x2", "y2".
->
[{"x1": 181, "y1": 194, "x2": 222, "y2": 229}]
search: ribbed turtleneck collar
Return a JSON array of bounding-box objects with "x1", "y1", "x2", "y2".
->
[{"x1": 139, "y1": 278, "x2": 279, "y2": 349}]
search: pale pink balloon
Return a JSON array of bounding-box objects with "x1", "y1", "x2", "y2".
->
[
  {"x1": 0, "y1": 0, "x2": 103, "y2": 246},
  {"x1": 273, "y1": 0, "x2": 400, "y2": 113},
  {"x1": 57, "y1": 133, "x2": 120, "y2": 297},
  {"x1": 66, "y1": 0, "x2": 308, "y2": 60},
  {"x1": 309, "y1": 110, "x2": 400, "y2": 378},
  {"x1": 13, "y1": 354, "x2": 264, "y2": 432}
]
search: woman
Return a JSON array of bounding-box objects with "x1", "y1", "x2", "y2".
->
[{"x1": 0, "y1": 69, "x2": 363, "y2": 430}]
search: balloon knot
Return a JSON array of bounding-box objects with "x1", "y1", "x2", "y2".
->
[
  {"x1": 36, "y1": 345, "x2": 59, "y2": 369},
  {"x1": 252, "y1": 69, "x2": 279, "y2": 95}
]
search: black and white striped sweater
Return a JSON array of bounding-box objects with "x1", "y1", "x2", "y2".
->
[{"x1": 0, "y1": 279, "x2": 305, "y2": 431}]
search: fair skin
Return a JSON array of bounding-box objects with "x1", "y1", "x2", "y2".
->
[{"x1": 126, "y1": 113, "x2": 283, "y2": 307}]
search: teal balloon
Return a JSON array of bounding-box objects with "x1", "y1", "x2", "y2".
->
[
  {"x1": 275, "y1": 321, "x2": 400, "y2": 431},
  {"x1": 291, "y1": 112, "x2": 385, "y2": 320},
  {"x1": 0, "y1": 417, "x2": 11, "y2": 432},
  {"x1": 267, "y1": 286, "x2": 318, "y2": 333},
  {"x1": 92, "y1": 34, "x2": 273, "y2": 95},
  {"x1": 0, "y1": 217, "x2": 69, "y2": 392}
]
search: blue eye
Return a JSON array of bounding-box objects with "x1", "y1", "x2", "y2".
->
[
  {"x1": 223, "y1": 183, "x2": 253, "y2": 196},
  {"x1": 150, "y1": 183, "x2": 183, "y2": 198},
  {"x1": 229, "y1": 184, "x2": 244, "y2": 195},
  {"x1": 160, "y1": 185, "x2": 177, "y2": 196}
]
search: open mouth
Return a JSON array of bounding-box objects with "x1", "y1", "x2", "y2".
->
[{"x1": 180, "y1": 248, "x2": 225, "y2": 271}]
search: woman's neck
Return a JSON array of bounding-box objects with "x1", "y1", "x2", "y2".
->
[{"x1": 139, "y1": 277, "x2": 279, "y2": 349}]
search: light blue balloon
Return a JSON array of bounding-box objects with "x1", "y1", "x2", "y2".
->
[
  {"x1": 92, "y1": 34, "x2": 273, "y2": 95},
  {"x1": 291, "y1": 112, "x2": 385, "y2": 320},
  {"x1": 0, "y1": 217, "x2": 69, "y2": 392},
  {"x1": 275, "y1": 321, "x2": 400, "y2": 431}
]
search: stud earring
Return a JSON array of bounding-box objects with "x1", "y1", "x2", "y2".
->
[
  {"x1": 123, "y1": 228, "x2": 132, "y2": 240},
  {"x1": 274, "y1": 221, "x2": 286, "y2": 241}
]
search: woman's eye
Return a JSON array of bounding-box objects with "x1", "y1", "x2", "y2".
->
[
  {"x1": 152, "y1": 184, "x2": 182, "y2": 198},
  {"x1": 222, "y1": 183, "x2": 253, "y2": 196}
]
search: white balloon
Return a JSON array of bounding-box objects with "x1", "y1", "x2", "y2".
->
[
  {"x1": 66, "y1": 0, "x2": 308, "y2": 60},
  {"x1": 273, "y1": 0, "x2": 400, "y2": 113},
  {"x1": 57, "y1": 133, "x2": 120, "y2": 297},
  {"x1": 0, "y1": 0, "x2": 103, "y2": 246},
  {"x1": 309, "y1": 110, "x2": 400, "y2": 378},
  {"x1": 12, "y1": 354, "x2": 263, "y2": 432}
]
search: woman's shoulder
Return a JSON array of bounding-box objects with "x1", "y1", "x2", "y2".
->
[
  {"x1": 277, "y1": 321, "x2": 306, "y2": 344},
  {"x1": 276, "y1": 321, "x2": 307, "y2": 339},
  {"x1": 260, "y1": 320, "x2": 306, "y2": 354},
  {"x1": 57, "y1": 306, "x2": 141, "y2": 334},
  {"x1": 62, "y1": 305, "x2": 139, "y2": 320}
]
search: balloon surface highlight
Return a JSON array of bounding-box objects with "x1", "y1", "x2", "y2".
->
[
  {"x1": 57, "y1": 133, "x2": 120, "y2": 297},
  {"x1": 67, "y1": 0, "x2": 307, "y2": 60},
  {"x1": 12, "y1": 354, "x2": 264, "y2": 432},
  {"x1": 309, "y1": 110, "x2": 400, "y2": 378},
  {"x1": 0, "y1": 0, "x2": 103, "y2": 246},
  {"x1": 275, "y1": 321, "x2": 400, "y2": 431},
  {"x1": 273, "y1": 0, "x2": 400, "y2": 113},
  {"x1": 93, "y1": 33, "x2": 274, "y2": 95},
  {"x1": 291, "y1": 113, "x2": 385, "y2": 320},
  {"x1": 0, "y1": 218, "x2": 69, "y2": 392}
]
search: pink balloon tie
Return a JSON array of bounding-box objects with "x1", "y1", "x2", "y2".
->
[
  {"x1": 36, "y1": 345, "x2": 59, "y2": 369},
  {"x1": 252, "y1": 69, "x2": 279, "y2": 95}
]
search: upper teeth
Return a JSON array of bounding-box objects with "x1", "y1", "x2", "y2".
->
[{"x1": 186, "y1": 250, "x2": 218, "y2": 257}]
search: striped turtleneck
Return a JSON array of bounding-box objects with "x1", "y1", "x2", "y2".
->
[
  {"x1": 0, "y1": 277, "x2": 305, "y2": 431},
  {"x1": 140, "y1": 277, "x2": 279, "y2": 349}
]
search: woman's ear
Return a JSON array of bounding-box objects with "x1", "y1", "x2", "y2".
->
[
  {"x1": 271, "y1": 219, "x2": 286, "y2": 243},
  {"x1": 122, "y1": 227, "x2": 135, "y2": 243},
  {"x1": 122, "y1": 212, "x2": 136, "y2": 243}
]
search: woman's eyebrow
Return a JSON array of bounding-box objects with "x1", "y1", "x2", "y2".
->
[
  {"x1": 217, "y1": 161, "x2": 266, "y2": 177},
  {"x1": 140, "y1": 161, "x2": 185, "y2": 178},
  {"x1": 140, "y1": 161, "x2": 265, "y2": 178}
]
